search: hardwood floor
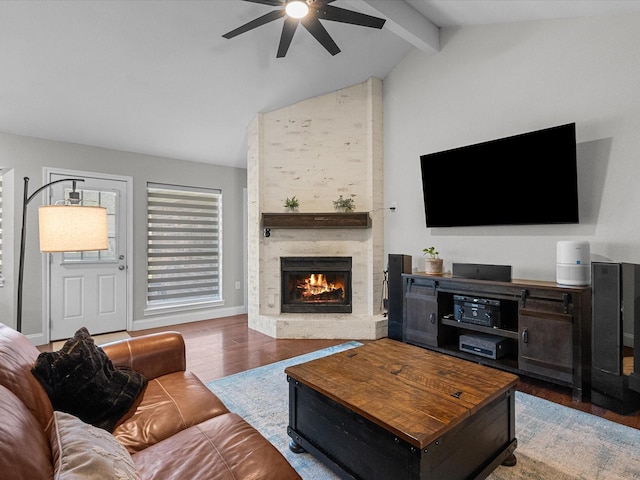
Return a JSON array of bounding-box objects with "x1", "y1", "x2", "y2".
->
[
  {"x1": 129, "y1": 315, "x2": 346, "y2": 384},
  {"x1": 130, "y1": 314, "x2": 639, "y2": 431}
]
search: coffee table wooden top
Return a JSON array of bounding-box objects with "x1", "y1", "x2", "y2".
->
[{"x1": 285, "y1": 338, "x2": 518, "y2": 449}]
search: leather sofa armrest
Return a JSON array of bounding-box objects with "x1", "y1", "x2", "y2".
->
[{"x1": 101, "y1": 332, "x2": 186, "y2": 380}]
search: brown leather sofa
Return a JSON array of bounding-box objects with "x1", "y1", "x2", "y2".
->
[{"x1": 0, "y1": 322, "x2": 301, "y2": 479}]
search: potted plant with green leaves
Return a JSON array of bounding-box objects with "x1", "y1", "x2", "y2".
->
[
  {"x1": 423, "y1": 246, "x2": 444, "y2": 275},
  {"x1": 284, "y1": 196, "x2": 300, "y2": 212},
  {"x1": 333, "y1": 194, "x2": 355, "y2": 212}
]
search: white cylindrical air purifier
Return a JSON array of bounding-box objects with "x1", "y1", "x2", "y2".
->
[{"x1": 556, "y1": 241, "x2": 591, "y2": 286}]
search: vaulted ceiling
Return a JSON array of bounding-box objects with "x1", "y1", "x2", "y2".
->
[{"x1": 1, "y1": 0, "x2": 639, "y2": 169}]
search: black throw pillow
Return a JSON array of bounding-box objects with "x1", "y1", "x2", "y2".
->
[{"x1": 32, "y1": 327, "x2": 147, "y2": 432}]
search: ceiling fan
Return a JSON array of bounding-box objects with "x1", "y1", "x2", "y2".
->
[{"x1": 222, "y1": 0, "x2": 386, "y2": 58}]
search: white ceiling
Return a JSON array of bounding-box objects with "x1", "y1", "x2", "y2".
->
[{"x1": 1, "y1": 0, "x2": 640, "y2": 169}]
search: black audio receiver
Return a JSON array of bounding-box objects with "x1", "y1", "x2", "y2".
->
[{"x1": 453, "y1": 294, "x2": 501, "y2": 328}]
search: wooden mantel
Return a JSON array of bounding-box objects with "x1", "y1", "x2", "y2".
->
[{"x1": 262, "y1": 212, "x2": 372, "y2": 229}]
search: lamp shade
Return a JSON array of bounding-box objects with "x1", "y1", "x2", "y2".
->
[{"x1": 38, "y1": 205, "x2": 108, "y2": 252}]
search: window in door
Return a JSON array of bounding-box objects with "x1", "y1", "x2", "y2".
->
[
  {"x1": 146, "y1": 183, "x2": 222, "y2": 311},
  {"x1": 60, "y1": 187, "x2": 118, "y2": 262}
]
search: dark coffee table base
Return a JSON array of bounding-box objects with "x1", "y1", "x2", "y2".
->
[{"x1": 287, "y1": 377, "x2": 517, "y2": 480}]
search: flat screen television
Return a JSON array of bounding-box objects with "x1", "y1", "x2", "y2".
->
[{"x1": 420, "y1": 123, "x2": 579, "y2": 228}]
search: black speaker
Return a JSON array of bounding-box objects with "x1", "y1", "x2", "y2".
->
[
  {"x1": 452, "y1": 263, "x2": 512, "y2": 282},
  {"x1": 591, "y1": 262, "x2": 640, "y2": 414},
  {"x1": 387, "y1": 254, "x2": 412, "y2": 341}
]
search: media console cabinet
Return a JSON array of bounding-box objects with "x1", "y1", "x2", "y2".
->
[{"x1": 402, "y1": 273, "x2": 592, "y2": 401}]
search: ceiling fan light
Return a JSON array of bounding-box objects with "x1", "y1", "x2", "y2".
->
[{"x1": 285, "y1": 1, "x2": 309, "y2": 19}]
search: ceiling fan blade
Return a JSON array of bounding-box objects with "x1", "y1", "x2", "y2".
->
[
  {"x1": 222, "y1": 9, "x2": 285, "y2": 39},
  {"x1": 301, "y1": 16, "x2": 340, "y2": 56},
  {"x1": 315, "y1": 4, "x2": 386, "y2": 29},
  {"x1": 277, "y1": 17, "x2": 299, "y2": 58},
  {"x1": 241, "y1": 0, "x2": 284, "y2": 6}
]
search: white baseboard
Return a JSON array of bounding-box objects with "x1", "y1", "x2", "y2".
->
[
  {"x1": 624, "y1": 332, "x2": 634, "y2": 348},
  {"x1": 131, "y1": 305, "x2": 247, "y2": 331}
]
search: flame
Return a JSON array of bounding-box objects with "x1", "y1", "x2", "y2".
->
[
  {"x1": 295, "y1": 273, "x2": 345, "y2": 301},
  {"x1": 303, "y1": 274, "x2": 332, "y2": 297}
]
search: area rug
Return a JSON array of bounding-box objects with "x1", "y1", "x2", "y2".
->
[{"x1": 207, "y1": 342, "x2": 640, "y2": 479}]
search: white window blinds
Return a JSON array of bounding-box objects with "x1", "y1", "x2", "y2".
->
[
  {"x1": 147, "y1": 183, "x2": 222, "y2": 308},
  {"x1": 0, "y1": 173, "x2": 3, "y2": 283}
]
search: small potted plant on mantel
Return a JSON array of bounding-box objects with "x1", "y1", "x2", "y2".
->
[
  {"x1": 423, "y1": 246, "x2": 444, "y2": 275},
  {"x1": 333, "y1": 194, "x2": 355, "y2": 212},
  {"x1": 284, "y1": 196, "x2": 300, "y2": 212}
]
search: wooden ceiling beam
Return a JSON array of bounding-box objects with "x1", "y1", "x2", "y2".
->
[{"x1": 345, "y1": 0, "x2": 440, "y2": 54}]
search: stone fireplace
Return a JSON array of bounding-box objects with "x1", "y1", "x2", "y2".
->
[{"x1": 246, "y1": 78, "x2": 387, "y2": 339}]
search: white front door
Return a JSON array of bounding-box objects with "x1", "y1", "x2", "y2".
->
[{"x1": 47, "y1": 170, "x2": 130, "y2": 341}]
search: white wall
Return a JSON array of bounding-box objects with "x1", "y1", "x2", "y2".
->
[
  {"x1": 383, "y1": 13, "x2": 640, "y2": 281},
  {"x1": 0, "y1": 133, "x2": 247, "y2": 342}
]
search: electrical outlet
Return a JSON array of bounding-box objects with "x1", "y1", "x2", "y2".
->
[
  {"x1": 235, "y1": 281, "x2": 241, "y2": 290},
  {"x1": 390, "y1": 202, "x2": 397, "y2": 212}
]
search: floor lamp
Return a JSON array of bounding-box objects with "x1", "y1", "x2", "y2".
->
[{"x1": 17, "y1": 176, "x2": 108, "y2": 333}]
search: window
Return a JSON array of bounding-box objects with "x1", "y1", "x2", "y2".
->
[
  {"x1": 62, "y1": 187, "x2": 117, "y2": 262},
  {"x1": 0, "y1": 172, "x2": 3, "y2": 286},
  {"x1": 146, "y1": 183, "x2": 222, "y2": 310}
]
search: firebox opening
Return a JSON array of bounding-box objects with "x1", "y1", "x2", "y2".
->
[
  {"x1": 281, "y1": 257, "x2": 352, "y2": 313},
  {"x1": 287, "y1": 272, "x2": 346, "y2": 304}
]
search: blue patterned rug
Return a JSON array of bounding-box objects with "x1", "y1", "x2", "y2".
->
[{"x1": 207, "y1": 342, "x2": 640, "y2": 479}]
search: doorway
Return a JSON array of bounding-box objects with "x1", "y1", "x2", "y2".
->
[{"x1": 44, "y1": 168, "x2": 132, "y2": 341}]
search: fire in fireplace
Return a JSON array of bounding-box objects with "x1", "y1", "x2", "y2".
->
[{"x1": 281, "y1": 257, "x2": 352, "y2": 313}]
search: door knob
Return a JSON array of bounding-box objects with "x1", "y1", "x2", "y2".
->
[{"x1": 118, "y1": 265, "x2": 125, "y2": 270}]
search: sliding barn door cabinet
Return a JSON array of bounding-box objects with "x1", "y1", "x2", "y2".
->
[{"x1": 402, "y1": 273, "x2": 592, "y2": 401}]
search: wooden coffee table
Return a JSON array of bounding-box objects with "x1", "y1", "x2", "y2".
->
[{"x1": 285, "y1": 338, "x2": 518, "y2": 480}]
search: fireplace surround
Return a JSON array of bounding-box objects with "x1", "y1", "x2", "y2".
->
[
  {"x1": 247, "y1": 78, "x2": 387, "y2": 339},
  {"x1": 281, "y1": 257, "x2": 352, "y2": 314}
]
